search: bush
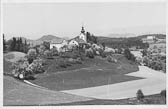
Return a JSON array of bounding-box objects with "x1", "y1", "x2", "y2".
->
[
  {"x1": 44, "y1": 50, "x2": 53, "y2": 59},
  {"x1": 124, "y1": 49, "x2": 135, "y2": 61},
  {"x1": 76, "y1": 57, "x2": 82, "y2": 64},
  {"x1": 51, "y1": 47, "x2": 58, "y2": 56},
  {"x1": 107, "y1": 55, "x2": 117, "y2": 63},
  {"x1": 59, "y1": 60, "x2": 67, "y2": 68},
  {"x1": 26, "y1": 49, "x2": 37, "y2": 64},
  {"x1": 160, "y1": 90, "x2": 166, "y2": 98},
  {"x1": 61, "y1": 51, "x2": 79, "y2": 59},
  {"x1": 12, "y1": 57, "x2": 44, "y2": 80},
  {"x1": 85, "y1": 48, "x2": 94, "y2": 58},
  {"x1": 136, "y1": 89, "x2": 144, "y2": 101}
]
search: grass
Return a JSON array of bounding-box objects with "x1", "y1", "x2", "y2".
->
[
  {"x1": 29, "y1": 54, "x2": 140, "y2": 91},
  {"x1": 55, "y1": 94, "x2": 166, "y2": 105},
  {"x1": 3, "y1": 59, "x2": 13, "y2": 75},
  {"x1": 4, "y1": 51, "x2": 26, "y2": 63},
  {"x1": 3, "y1": 76, "x2": 92, "y2": 106}
]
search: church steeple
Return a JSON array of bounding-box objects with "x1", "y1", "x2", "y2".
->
[{"x1": 81, "y1": 26, "x2": 85, "y2": 34}]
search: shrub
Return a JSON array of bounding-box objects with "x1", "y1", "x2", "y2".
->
[
  {"x1": 124, "y1": 48, "x2": 135, "y2": 61},
  {"x1": 61, "y1": 51, "x2": 79, "y2": 59},
  {"x1": 26, "y1": 48, "x2": 37, "y2": 64},
  {"x1": 136, "y1": 89, "x2": 144, "y2": 101},
  {"x1": 44, "y1": 50, "x2": 53, "y2": 59},
  {"x1": 12, "y1": 57, "x2": 44, "y2": 80},
  {"x1": 107, "y1": 55, "x2": 117, "y2": 63},
  {"x1": 85, "y1": 48, "x2": 94, "y2": 58},
  {"x1": 76, "y1": 57, "x2": 82, "y2": 64},
  {"x1": 101, "y1": 52, "x2": 107, "y2": 58},
  {"x1": 57, "y1": 59, "x2": 67, "y2": 68},
  {"x1": 51, "y1": 47, "x2": 58, "y2": 56},
  {"x1": 160, "y1": 90, "x2": 166, "y2": 98}
]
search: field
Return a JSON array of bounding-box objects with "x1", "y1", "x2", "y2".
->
[
  {"x1": 4, "y1": 52, "x2": 26, "y2": 63},
  {"x1": 29, "y1": 54, "x2": 140, "y2": 91}
]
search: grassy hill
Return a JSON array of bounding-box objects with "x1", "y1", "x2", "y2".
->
[
  {"x1": 137, "y1": 34, "x2": 166, "y2": 39},
  {"x1": 97, "y1": 34, "x2": 166, "y2": 49}
]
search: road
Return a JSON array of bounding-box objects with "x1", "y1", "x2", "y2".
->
[{"x1": 62, "y1": 66, "x2": 166, "y2": 100}]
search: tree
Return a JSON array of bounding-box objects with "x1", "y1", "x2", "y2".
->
[
  {"x1": 26, "y1": 49, "x2": 37, "y2": 64},
  {"x1": 86, "y1": 32, "x2": 97, "y2": 44},
  {"x1": 10, "y1": 37, "x2": 16, "y2": 51},
  {"x1": 124, "y1": 48, "x2": 135, "y2": 61},
  {"x1": 102, "y1": 43, "x2": 105, "y2": 50},
  {"x1": 44, "y1": 50, "x2": 53, "y2": 59},
  {"x1": 43, "y1": 41, "x2": 50, "y2": 50},
  {"x1": 141, "y1": 49, "x2": 148, "y2": 57},
  {"x1": 3, "y1": 34, "x2": 6, "y2": 52},
  {"x1": 51, "y1": 47, "x2": 58, "y2": 56},
  {"x1": 136, "y1": 89, "x2": 144, "y2": 101}
]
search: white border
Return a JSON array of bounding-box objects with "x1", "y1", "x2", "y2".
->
[{"x1": 1, "y1": 0, "x2": 167, "y2": 109}]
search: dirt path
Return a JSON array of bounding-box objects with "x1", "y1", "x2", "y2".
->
[
  {"x1": 62, "y1": 66, "x2": 166, "y2": 100},
  {"x1": 3, "y1": 76, "x2": 92, "y2": 106}
]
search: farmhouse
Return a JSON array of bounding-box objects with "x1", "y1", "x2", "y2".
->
[
  {"x1": 50, "y1": 39, "x2": 68, "y2": 51},
  {"x1": 142, "y1": 36, "x2": 156, "y2": 43}
]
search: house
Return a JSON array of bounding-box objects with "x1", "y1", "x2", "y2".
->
[
  {"x1": 50, "y1": 39, "x2": 68, "y2": 51},
  {"x1": 142, "y1": 36, "x2": 156, "y2": 43}
]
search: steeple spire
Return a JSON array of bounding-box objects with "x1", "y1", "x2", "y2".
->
[{"x1": 81, "y1": 26, "x2": 85, "y2": 33}]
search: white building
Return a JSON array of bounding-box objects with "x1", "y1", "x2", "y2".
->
[
  {"x1": 68, "y1": 26, "x2": 87, "y2": 47},
  {"x1": 68, "y1": 40, "x2": 79, "y2": 47},
  {"x1": 50, "y1": 39, "x2": 68, "y2": 51},
  {"x1": 142, "y1": 36, "x2": 156, "y2": 43},
  {"x1": 79, "y1": 26, "x2": 87, "y2": 42}
]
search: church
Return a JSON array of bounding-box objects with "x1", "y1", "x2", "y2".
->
[
  {"x1": 68, "y1": 26, "x2": 87, "y2": 46},
  {"x1": 79, "y1": 26, "x2": 87, "y2": 42}
]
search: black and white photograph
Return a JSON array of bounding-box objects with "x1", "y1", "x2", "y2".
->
[{"x1": 1, "y1": 0, "x2": 167, "y2": 107}]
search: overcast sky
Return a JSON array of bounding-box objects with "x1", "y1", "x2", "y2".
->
[{"x1": 3, "y1": 2, "x2": 166, "y2": 40}]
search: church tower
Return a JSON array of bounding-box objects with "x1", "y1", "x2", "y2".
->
[{"x1": 79, "y1": 26, "x2": 87, "y2": 42}]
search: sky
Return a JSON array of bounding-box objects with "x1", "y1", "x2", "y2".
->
[{"x1": 2, "y1": 2, "x2": 166, "y2": 40}]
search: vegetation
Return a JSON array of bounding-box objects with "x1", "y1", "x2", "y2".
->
[
  {"x1": 12, "y1": 57, "x2": 44, "y2": 80},
  {"x1": 26, "y1": 49, "x2": 38, "y2": 64},
  {"x1": 85, "y1": 48, "x2": 94, "y2": 58},
  {"x1": 97, "y1": 37, "x2": 149, "y2": 49},
  {"x1": 86, "y1": 32, "x2": 97, "y2": 44},
  {"x1": 136, "y1": 89, "x2": 144, "y2": 101},
  {"x1": 124, "y1": 48, "x2": 135, "y2": 62},
  {"x1": 3, "y1": 34, "x2": 7, "y2": 52},
  {"x1": 143, "y1": 54, "x2": 166, "y2": 73},
  {"x1": 6, "y1": 36, "x2": 29, "y2": 53}
]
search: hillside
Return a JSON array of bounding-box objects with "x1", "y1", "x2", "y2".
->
[
  {"x1": 136, "y1": 34, "x2": 166, "y2": 39},
  {"x1": 7, "y1": 35, "x2": 64, "y2": 46},
  {"x1": 37, "y1": 35, "x2": 63, "y2": 42},
  {"x1": 107, "y1": 33, "x2": 135, "y2": 38}
]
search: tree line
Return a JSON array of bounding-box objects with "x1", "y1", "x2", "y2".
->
[{"x1": 3, "y1": 34, "x2": 29, "y2": 53}]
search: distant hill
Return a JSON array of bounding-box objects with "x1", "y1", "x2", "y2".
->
[
  {"x1": 136, "y1": 34, "x2": 166, "y2": 39},
  {"x1": 107, "y1": 33, "x2": 136, "y2": 38},
  {"x1": 7, "y1": 35, "x2": 64, "y2": 46},
  {"x1": 37, "y1": 35, "x2": 63, "y2": 42},
  {"x1": 97, "y1": 34, "x2": 166, "y2": 43},
  {"x1": 97, "y1": 34, "x2": 166, "y2": 49}
]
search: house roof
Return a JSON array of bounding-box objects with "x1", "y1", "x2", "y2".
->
[
  {"x1": 50, "y1": 38, "x2": 64, "y2": 44},
  {"x1": 69, "y1": 36, "x2": 86, "y2": 44}
]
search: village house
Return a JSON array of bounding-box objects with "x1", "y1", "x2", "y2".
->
[
  {"x1": 50, "y1": 39, "x2": 68, "y2": 51},
  {"x1": 142, "y1": 36, "x2": 157, "y2": 43}
]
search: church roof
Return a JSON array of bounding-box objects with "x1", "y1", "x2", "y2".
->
[{"x1": 69, "y1": 36, "x2": 86, "y2": 44}]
